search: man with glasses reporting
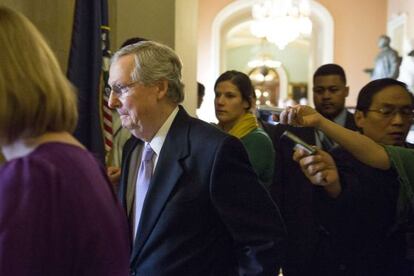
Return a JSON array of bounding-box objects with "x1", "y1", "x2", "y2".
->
[
  {"x1": 354, "y1": 78, "x2": 414, "y2": 148},
  {"x1": 271, "y1": 64, "x2": 358, "y2": 276},
  {"x1": 289, "y1": 79, "x2": 414, "y2": 275}
]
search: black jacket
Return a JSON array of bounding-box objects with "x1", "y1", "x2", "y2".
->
[
  {"x1": 119, "y1": 106, "x2": 286, "y2": 275},
  {"x1": 268, "y1": 111, "x2": 357, "y2": 276}
]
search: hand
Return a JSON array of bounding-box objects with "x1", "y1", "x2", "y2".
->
[
  {"x1": 279, "y1": 105, "x2": 323, "y2": 128},
  {"x1": 107, "y1": 166, "x2": 121, "y2": 189},
  {"x1": 272, "y1": 113, "x2": 280, "y2": 122},
  {"x1": 293, "y1": 148, "x2": 341, "y2": 198}
]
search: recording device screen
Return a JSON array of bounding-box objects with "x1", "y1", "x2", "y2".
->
[{"x1": 281, "y1": 130, "x2": 316, "y2": 155}]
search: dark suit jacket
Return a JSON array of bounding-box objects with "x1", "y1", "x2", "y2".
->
[
  {"x1": 317, "y1": 148, "x2": 411, "y2": 276},
  {"x1": 119, "y1": 107, "x2": 286, "y2": 276},
  {"x1": 268, "y1": 111, "x2": 357, "y2": 276}
]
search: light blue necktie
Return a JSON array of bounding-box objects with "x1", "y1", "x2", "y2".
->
[{"x1": 133, "y1": 144, "x2": 155, "y2": 241}]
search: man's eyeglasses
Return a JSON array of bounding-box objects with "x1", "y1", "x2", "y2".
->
[
  {"x1": 104, "y1": 81, "x2": 139, "y2": 97},
  {"x1": 367, "y1": 106, "x2": 414, "y2": 118}
]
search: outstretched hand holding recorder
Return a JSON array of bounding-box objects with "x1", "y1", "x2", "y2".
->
[{"x1": 282, "y1": 130, "x2": 341, "y2": 198}]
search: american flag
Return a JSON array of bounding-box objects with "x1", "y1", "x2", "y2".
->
[
  {"x1": 101, "y1": 24, "x2": 113, "y2": 163},
  {"x1": 67, "y1": 0, "x2": 112, "y2": 165}
]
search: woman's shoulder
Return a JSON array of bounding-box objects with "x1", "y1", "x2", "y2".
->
[
  {"x1": 0, "y1": 159, "x2": 61, "y2": 228},
  {"x1": 243, "y1": 127, "x2": 273, "y2": 143},
  {"x1": 0, "y1": 143, "x2": 98, "y2": 186},
  {"x1": 0, "y1": 154, "x2": 59, "y2": 195},
  {"x1": 241, "y1": 128, "x2": 274, "y2": 156}
]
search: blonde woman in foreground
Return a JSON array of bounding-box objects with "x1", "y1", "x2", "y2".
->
[{"x1": 0, "y1": 6, "x2": 129, "y2": 275}]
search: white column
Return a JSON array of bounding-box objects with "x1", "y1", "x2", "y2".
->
[{"x1": 175, "y1": 0, "x2": 199, "y2": 117}]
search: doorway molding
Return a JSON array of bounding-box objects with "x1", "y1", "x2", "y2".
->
[{"x1": 211, "y1": 0, "x2": 334, "y2": 104}]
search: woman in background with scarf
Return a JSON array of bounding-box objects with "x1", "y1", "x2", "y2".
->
[{"x1": 214, "y1": 70, "x2": 275, "y2": 187}]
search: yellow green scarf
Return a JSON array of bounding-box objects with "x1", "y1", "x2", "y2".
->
[{"x1": 227, "y1": 112, "x2": 258, "y2": 139}]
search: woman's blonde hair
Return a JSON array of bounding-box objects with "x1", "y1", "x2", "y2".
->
[{"x1": 0, "y1": 6, "x2": 78, "y2": 144}]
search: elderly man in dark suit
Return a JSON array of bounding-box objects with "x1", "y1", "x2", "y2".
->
[
  {"x1": 107, "y1": 41, "x2": 286, "y2": 276},
  {"x1": 270, "y1": 64, "x2": 357, "y2": 275}
]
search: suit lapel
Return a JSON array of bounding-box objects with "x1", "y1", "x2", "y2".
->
[
  {"x1": 130, "y1": 107, "x2": 190, "y2": 263},
  {"x1": 126, "y1": 144, "x2": 143, "y2": 218},
  {"x1": 344, "y1": 111, "x2": 358, "y2": 131},
  {"x1": 119, "y1": 137, "x2": 141, "y2": 213}
]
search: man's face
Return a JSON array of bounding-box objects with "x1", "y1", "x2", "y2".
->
[
  {"x1": 355, "y1": 85, "x2": 413, "y2": 146},
  {"x1": 313, "y1": 75, "x2": 349, "y2": 119},
  {"x1": 108, "y1": 54, "x2": 160, "y2": 140}
]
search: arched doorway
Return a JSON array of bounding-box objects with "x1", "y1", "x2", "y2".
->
[{"x1": 211, "y1": 0, "x2": 334, "y2": 104}]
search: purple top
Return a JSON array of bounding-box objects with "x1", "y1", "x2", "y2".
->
[{"x1": 0, "y1": 143, "x2": 129, "y2": 275}]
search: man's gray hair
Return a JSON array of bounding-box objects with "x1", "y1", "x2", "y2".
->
[{"x1": 112, "y1": 41, "x2": 184, "y2": 103}]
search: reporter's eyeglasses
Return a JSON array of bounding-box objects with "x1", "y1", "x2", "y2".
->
[{"x1": 366, "y1": 106, "x2": 414, "y2": 119}]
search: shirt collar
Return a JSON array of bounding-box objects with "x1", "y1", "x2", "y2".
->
[
  {"x1": 315, "y1": 108, "x2": 348, "y2": 148},
  {"x1": 148, "y1": 106, "x2": 179, "y2": 157},
  {"x1": 333, "y1": 108, "x2": 348, "y2": 126}
]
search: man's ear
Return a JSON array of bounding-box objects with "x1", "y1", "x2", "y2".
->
[
  {"x1": 155, "y1": 79, "x2": 168, "y2": 100},
  {"x1": 344, "y1": 86, "x2": 349, "y2": 97},
  {"x1": 354, "y1": 110, "x2": 365, "y2": 129}
]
